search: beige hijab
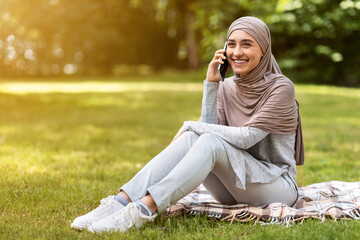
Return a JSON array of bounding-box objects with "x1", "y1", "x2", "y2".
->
[{"x1": 225, "y1": 16, "x2": 304, "y2": 165}]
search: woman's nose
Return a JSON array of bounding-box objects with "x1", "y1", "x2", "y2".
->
[{"x1": 233, "y1": 46, "x2": 244, "y2": 57}]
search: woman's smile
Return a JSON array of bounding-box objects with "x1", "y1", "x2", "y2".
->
[{"x1": 232, "y1": 59, "x2": 248, "y2": 66}]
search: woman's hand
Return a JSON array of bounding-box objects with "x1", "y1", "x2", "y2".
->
[
  {"x1": 171, "y1": 129, "x2": 183, "y2": 144},
  {"x1": 206, "y1": 49, "x2": 228, "y2": 82}
]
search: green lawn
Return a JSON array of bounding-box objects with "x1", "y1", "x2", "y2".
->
[{"x1": 0, "y1": 72, "x2": 359, "y2": 239}]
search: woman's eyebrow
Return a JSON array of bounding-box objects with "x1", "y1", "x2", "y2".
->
[{"x1": 227, "y1": 39, "x2": 254, "y2": 43}]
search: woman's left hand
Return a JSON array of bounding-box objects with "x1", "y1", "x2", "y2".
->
[{"x1": 171, "y1": 129, "x2": 183, "y2": 143}]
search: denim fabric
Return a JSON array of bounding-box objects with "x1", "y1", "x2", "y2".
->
[{"x1": 121, "y1": 131, "x2": 297, "y2": 213}]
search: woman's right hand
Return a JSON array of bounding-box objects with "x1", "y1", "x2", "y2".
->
[{"x1": 205, "y1": 49, "x2": 227, "y2": 83}]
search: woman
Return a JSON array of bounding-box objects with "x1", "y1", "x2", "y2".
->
[{"x1": 71, "y1": 16, "x2": 304, "y2": 233}]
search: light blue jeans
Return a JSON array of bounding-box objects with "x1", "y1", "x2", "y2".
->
[{"x1": 121, "y1": 131, "x2": 298, "y2": 213}]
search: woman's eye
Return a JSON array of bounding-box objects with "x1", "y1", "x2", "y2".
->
[
  {"x1": 227, "y1": 42, "x2": 235, "y2": 46},
  {"x1": 243, "y1": 42, "x2": 251, "y2": 47}
]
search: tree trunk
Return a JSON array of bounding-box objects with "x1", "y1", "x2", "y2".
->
[{"x1": 185, "y1": 10, "x2": 201, "y2": 69}]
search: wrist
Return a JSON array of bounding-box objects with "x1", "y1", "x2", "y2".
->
[
  {"x1": 204, "y1": 80, "x2": 220, "y2": 85},
  {"x1": 205, "y1": 79, "x2": 220, "y2": 83}
]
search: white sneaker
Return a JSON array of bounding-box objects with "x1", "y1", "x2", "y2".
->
[
  {"x1": 88, "y1": 202, "x2": 158, "y2": 233},
  {"x1": 71, "y1": 195, "x2": 125, "y2": 230}
]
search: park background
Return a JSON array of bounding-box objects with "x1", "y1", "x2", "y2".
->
[
  {"x1": 1, "y1": 0, "x2": 360, "y2": 85},
  {"x1": 0, "y1": 0, "x2": 359, "y2": 239}
]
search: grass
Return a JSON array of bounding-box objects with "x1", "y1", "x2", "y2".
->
[{"x1": 0, "y1": 72, "x2": 359, "y2": 239}]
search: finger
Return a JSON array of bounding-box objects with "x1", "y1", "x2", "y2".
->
[
  {"x1": 214, "y1": 50, "x2": 226, "y2": 56},
  {"x1": 212, "y1": 53, "x2": 226, "y2": 61},
  {"x1": 210, "y1": 59, "x2": 224, "y2": 66}
]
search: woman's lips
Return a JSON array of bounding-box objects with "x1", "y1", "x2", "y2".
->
[{"x1": 233, "y1": 59, "x2": 248, "y2": 66}]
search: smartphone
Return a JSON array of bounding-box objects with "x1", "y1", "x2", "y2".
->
[{"x1": 218, "y1": 42, "x2": 229, "y2": 81}]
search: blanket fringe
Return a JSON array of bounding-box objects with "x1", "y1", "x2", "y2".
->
[
  {"x1": 347, "y1": 208, "x2": 360, "y2": 220},
  {"x1": 166, "y1": 210, "x2": 359, "y2": 228},
  {"x1": 221, "y1": 210, "x2": 252, "y2": 223},
  {"x1": 167, "y1": 206, "x2": 360, "y2": 227},
  {"x1": 219, "y1": 211, "x2": 352, "y2": 228},
  {"x1": 166, "y1": 204, "x2": 360, "y2": 226}
]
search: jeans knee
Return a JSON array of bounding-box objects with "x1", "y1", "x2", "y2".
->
[
  {"x1": 181, "y1": 131, "x2": 199, "y2": 143},
  {"x1": 197, "y1": 133, "x2": 224, "y2": 152},
  {"x1": 196, "y1": 134, "x2": 227, "y2": 168}
]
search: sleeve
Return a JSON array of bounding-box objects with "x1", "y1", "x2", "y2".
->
[
  {"x1": 216, "y1": 82, "x2": 228, "y2": 125},
  {"x1": 181, "y1": 121, "x2": 269, "y2": 149},
  {"x1": 199, "y1": 81, "x2": 219, "y2": 124}
]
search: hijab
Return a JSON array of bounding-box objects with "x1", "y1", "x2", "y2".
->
[{"x1": 224, "y1": 16, "x2": 304, "y2": 165}]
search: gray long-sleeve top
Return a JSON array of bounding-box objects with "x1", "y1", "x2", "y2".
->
[{"x1": 181, "y1": 81, "x2": 297, "y2": 190}]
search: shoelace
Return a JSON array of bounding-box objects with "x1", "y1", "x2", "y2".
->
[
  {"x1": 91, "y1": 196, "x2": 115, "y2": 215},
  {"x1": 112, "y1": 203, "x2": 140, "y2": 228}
]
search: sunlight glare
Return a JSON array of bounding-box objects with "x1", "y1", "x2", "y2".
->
[{"x1": 0, "y1": 82, "x2": 203, "y2": 94}]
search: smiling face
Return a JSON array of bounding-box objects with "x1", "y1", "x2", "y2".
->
[{"x1": 226, "y1": 30, "x2": 263, "y2": 78}]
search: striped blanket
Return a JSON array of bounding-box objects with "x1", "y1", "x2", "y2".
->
[{"x1": 166, "y1": 181, "x2": 360, "y2": 226}]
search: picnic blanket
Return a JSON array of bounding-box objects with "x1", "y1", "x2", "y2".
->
[{"x1": 166, "y1": 181, "x2": 360, "y2": 227}]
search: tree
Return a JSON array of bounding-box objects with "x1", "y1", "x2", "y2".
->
[
  {"x1": 268, "y1": 0, "x2": 360, "y2": 85},
  {"x1": 0, "y1": 0, "x2": 181, "y2": 77},
  {"x1": 0, "y1": 0, "x2": 359, "y2": 85}
]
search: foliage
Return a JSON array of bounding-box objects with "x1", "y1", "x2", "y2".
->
[
  {"x1": 268, "y1": 0, "x2": 360, "y2": 85},
  {"x1": 0, "y1": 0, "x2": 181, "y2": 76},
  {"x1": 0, "y1": 73, "x2": 359, "y2": 238},
  {"x1": 0, "y1": 0, "x2": 359, "y2": 85}
]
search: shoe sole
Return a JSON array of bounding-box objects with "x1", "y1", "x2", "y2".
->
[{"x1": 71, "y1": 223, "x2": 87, "y2": 231}]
